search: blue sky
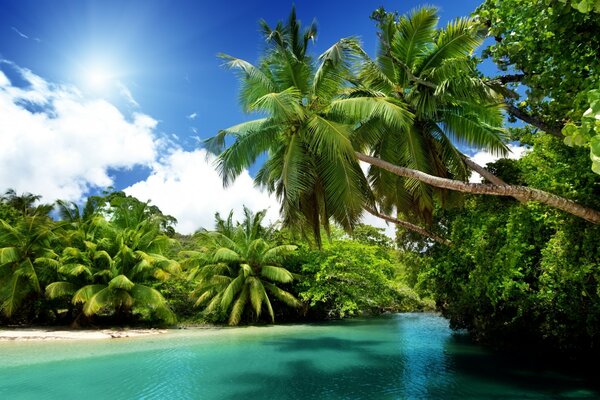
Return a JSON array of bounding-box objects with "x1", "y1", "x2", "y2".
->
[{"x1": 0, "y1": 0, "x2": 510, "y2": 233}]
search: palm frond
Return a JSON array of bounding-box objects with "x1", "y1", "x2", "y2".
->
[
  {"x1": 72, "y1": 284, "x2": 105, "y2": 304},
  {"x1": 263, "y1": 281, "x2": 302, "y2": 308},
  {"x1": 220, "y1": 273, "x2": 245, "y2": 311},
  {"x1": 228, "y1": 283, "x2": 249, "y2": 326},
  {"x1": 329, "y1": 97, "x2": 413, "y2": 131},
  {"x1": 262, "y1": 245, "x2": 297, "y2": 263},
  {"x1": 416, "y1": 17, "x2": 481, "y2": 75},
  {"x1": 45, "y1": 281, "x2": 77, "y2": 299},
  {"x1": 392, "y1": 6, "x2": 439, "y2": 70},
  {"x1": 0, "y1": 247, "x2": 18, "y2": 265},
  {"x1": 250, "y1": 87, "x2": 305, "y2": 121},
  {"x1": 261, "y1": 265, "x2": 294, "y2": 283},
  {"x1": 82, "y1": 287, "x2": 113, "y2": 316}
]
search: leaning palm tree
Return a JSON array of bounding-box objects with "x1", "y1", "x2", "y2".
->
[
  {"x1": 211, "y1": 7, "x2": 600, "y2": 235},
  {"x1": 187, "y1": 207, "x2": 300, "y2": 325},
  {"x1": 351, "y1": 7, "x2": 600, "y2": 225},
  {"x1": 347, "y1": 6, "x2": 506, "y2": 222}
]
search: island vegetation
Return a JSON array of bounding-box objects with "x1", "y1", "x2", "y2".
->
[{"x1": 1, "y1": 0, "x2": 599, "y2": 361}]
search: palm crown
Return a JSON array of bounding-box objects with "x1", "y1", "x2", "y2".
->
[
  {"x1": 206, "y1": 7, "x2": 375, "y2": 246},
  {"x1": 353, "y1": 6, "x2": 507, "y2": 220},
  {"x1": 186, "y1": 207, "x2": 300, "y2": 325}
]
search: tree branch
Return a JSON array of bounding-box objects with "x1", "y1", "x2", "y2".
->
[
  {"x1": 494, "y1": 74, "x2": 525, "y2": 84},
  {"x1": 504, "y1": 103, "x2": 564, "y2": 138},
  {"x1": 364, "y1": 206, "x2": 451, "y2": 247}
]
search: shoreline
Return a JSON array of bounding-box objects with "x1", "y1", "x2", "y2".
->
[{"x1": 0, "y1": 328, "x2": 168, "y2": 341}]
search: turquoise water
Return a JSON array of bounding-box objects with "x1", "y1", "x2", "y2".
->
[{"x1": 0, "y1": 313, "x2": 598, "y2": 399}]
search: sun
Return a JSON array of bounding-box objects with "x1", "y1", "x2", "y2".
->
[{"x1": 85, "y1": 66, "x2": 113, "y2": 91}]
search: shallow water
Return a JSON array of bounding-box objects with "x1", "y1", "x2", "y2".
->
[{"x1": 0, "y1": 313, "x2": 597, "y2": 399}]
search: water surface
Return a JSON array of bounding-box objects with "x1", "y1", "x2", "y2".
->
[{"x1": 0, "y1": 313, "x2": 597, "y2": 399}]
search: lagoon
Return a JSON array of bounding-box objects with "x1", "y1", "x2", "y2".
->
[{"x1": 0, "y1": 313, "x2": 597, "y2": 399}]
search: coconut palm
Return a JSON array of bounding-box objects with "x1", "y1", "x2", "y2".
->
[
  {"x1": 346, "y1": 6, "x2": 506, "y2": 221},
  {"x1": 205, "y1": 7, "x2": 389, "y2": 246},
  {"x1": 187, "y1": 207, "x2": 300, "y2": 325},
  {"x1": 351, "y1": 7, "x2": 600, "y2": 225},
  {"x1": 46, "y1": 197, "x2": 179, "y2": 324},
  {"x1": 211, "y1": 7, "x2": 600, "y2": 233},
  {"x1": 0, "y1": 214, "x2": 60, "y2": 317}
]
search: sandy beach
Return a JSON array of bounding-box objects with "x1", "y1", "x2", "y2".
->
[{"x1": 0, "y1": 328, "x2": 167, "y2": 341}]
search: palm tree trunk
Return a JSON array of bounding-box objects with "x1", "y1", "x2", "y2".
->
[
  {"x1": 356, "y1": 152, "x2": 600, "y2": 224},
  {"x1": 364, "y1": 206, "x2": 451, "y2": 246},
  {"x1": 462, "y1": 157, "x2": 527, "y2": 203}
]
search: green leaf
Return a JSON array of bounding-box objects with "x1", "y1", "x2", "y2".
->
[
  {"x1": 108, "y1": 275, "x2": 135, "y2": 291},
  {"x1": 0, "y1": 247, "x2": 18, "y2": 264}
]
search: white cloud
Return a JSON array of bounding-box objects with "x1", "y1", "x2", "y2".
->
[
  {"x1": 360, "y1": 212, "x2": 396, "y2": 238},
  {"x1": 11, "y1": 27, "x2": 29, "y2": 39},
  {"x1": 0, "y1": 62, "x2": 159, "y2": 203},
  {"x1": 187, "y1": 112, "x2": 197, "y2": 120},
  {"x1": 116, "y1": 82, "x2": 139, "y2": 107},
  {"x1": 124, "y1": 149, "x2": 280, "y2": 234},
  {"x1": 468, "y1": 143, "x2": 529, "y2": 182}
]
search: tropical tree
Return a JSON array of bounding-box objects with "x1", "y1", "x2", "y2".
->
[
  {"x1": 0, "y1": 214, "x2": 60, "y2": 317},
  {"x1": 347, "y1": 6, "x2": 600, "y2": 226},
  {"x1": 46, "y1": 195, "x2": 179, "y2": 324},
  {"x1": 209, "y1": 7, "x2": 600, "y2": 249},
  {"x1": 205, "y1": 7, "x2": 377, "y2": 246},
  {"x1": 0, "y1": 189, "x2": 53, "y2": 222},
  {"x1": 352, "y1": 6, "x2": 507, "y2": 222},
  {"x1": 186, "y1": 207, "x2": 301, "y2": 325}
]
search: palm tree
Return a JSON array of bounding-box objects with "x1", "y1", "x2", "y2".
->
[
  {"x1": 347, "y1": 7, "x2": 506, "y2": 221},
  {"x1": 206, "y1": 7, "x2": 381, "y2": 246},
  {"x1": 46, "y1": 196, "x2": 179, "y2": 325},
  {"x1": 0, "y1": 214, "x2": 60, "y2": 317},
  {"x1": 187, "y1": 207, "x2": 301, "y2": 325},
  {"x1": 211, "y1": 7, "x2": 600, "y2": 233},
  {"x1": 0, "y1": 189, "x2": 53, "y2": 220},
  {"x1": 351, "y1": 7, "x2": 600, "y2": 225}
]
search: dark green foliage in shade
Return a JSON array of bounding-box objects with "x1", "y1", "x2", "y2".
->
[{"x1": 418, "y1": 132, "x2": 600, "y2": 355}]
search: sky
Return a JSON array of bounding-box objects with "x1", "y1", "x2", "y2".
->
[{"x1": 0, "y1": 0, "x2": 513, "y2": 235}]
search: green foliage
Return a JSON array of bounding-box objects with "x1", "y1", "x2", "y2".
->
[
  {"x1": 560, "y1": 0, "x2": 600, "y2": 13},
  {"x1": 187, "y1": 208, "x2": 301, "y2": 325},
  {"x1": 350, "y1": 224, "x2": 392, "y2": 248},
  {"x1": 476, "y1": 0, "x2": 600, "y2": 130},
  {"x1": 297, "y1": 240, "x2": 424, "y2": 318},
  {"x1": 46, "y1": 193, "x2": 179, "y2": 325},
  {"x1": 562, "y1": 88, "x2": 600, "y2": 174},
  {"x1": 359, "y1": 6, "x2": 506, "y2": 221},
  {"x1": 420, "y1": 133, "x2": 600, "y2": 354},
  {"x1": 208, "y1": 8, "x2": 373, "y2": 246},
  {"x1": 0, "y1": 215, "x2": 59, "y2": 318}
]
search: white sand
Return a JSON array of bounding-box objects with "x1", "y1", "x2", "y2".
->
[{"x1": 0, "y1": 328, "x2": 167, "y2": 341}]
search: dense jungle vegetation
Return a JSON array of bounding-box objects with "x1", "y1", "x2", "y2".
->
[{"x1": 1, "y1": 0, "x2": 599, "y2": 359}]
